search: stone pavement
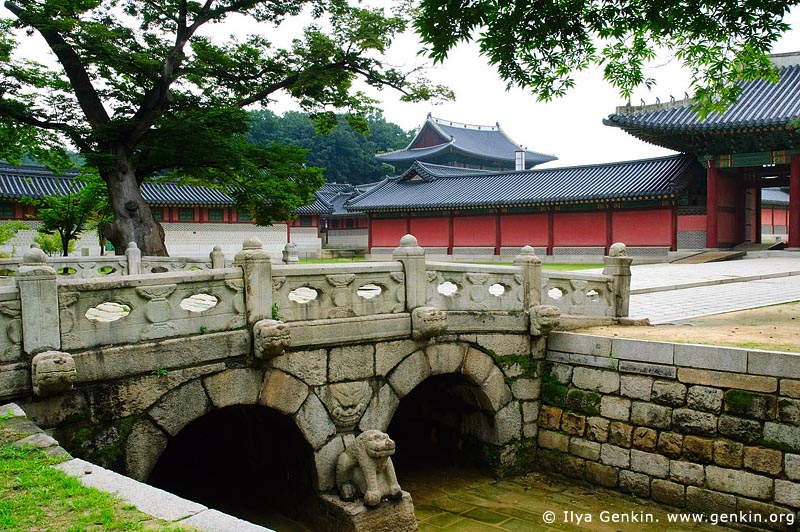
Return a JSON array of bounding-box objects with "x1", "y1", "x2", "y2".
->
[
  {"x1": 587, "y1": 256, "x2": 800, "y2": 325},
  {"x1": 406, "y1": 466, "x2": 724, "y2": 532}
]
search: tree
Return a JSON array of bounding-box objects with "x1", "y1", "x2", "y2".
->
[
  {"x1": 34, "y1": 231, "x2": 75, "y2": 256},
  {"x1": 247, "y1": 110, "x2": 412, "y2": 184},
  {"x1": 0, "y1": 221, "x2": 28, "y2": 257},
  {"x1": 22, "y1": 172, "x2": 107, "y2": 256},
  {"x1": 414, "y1": 0, "x2": 796, "y2": 114},
  {"x1": 1, "y1": 0, "x2": 450, "y2": 255}
]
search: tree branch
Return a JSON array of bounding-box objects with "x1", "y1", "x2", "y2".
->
[{"x1": 4, "y1": 1, "x2": 110, "y2": 129}]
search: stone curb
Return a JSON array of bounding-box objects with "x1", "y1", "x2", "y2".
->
[
  {"x1": 630, "y1": 270, "x2": 800, "y2": 295},
  {"x1": 0, "y1": 403, "x2": 273, "y2": 532}
]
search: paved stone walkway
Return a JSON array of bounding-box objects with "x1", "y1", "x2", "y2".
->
[
  {"x1": 406, "y1": 466, "x2": 724, "y2": 531},
  {"x1": 587, "y1": 256, "x2": 800, "y2": 325}
]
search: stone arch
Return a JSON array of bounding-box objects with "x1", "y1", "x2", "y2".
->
[
  {"x1": 124, "y1": 366, "x2": 335, "y2": 485},
  {"x1": 358, "y1": 342, "x2": 522, "y2": 451}
]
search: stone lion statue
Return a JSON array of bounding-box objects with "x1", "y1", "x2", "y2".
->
[{"x1": 336, "y1": 430, "x2": 403, "y2": 507}]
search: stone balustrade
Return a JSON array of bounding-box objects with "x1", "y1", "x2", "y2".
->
[
  {"x1": 0, "y1": 243, "x2": 227, "y2": 282},
  {"x1": 0, "y1": 235, "x2": 631, "y2": 402}
]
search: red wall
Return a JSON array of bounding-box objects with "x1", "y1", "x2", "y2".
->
[
  {"x1": 717, "y1": 173, "x2": 740, "y2": 245},
  {"x1": 612, "y1": 209, "x2": 671, "y2": 246},
  {"x1": 453, "y1": 215, "x2": 496, "y2": 246},
  {"x1": 372, "y1": 218, "x2": 408, "y2": 247},
  {"x1": 678, "y1": 214, "x2": 706, "y2": 231},
  {"x1": 553, "y1": 212, "x2": 606, "y2": 246},
  {"x1": 410, "y1": 217, "x2": 450, "y2": 247},
  {"x1": 414, "y1": 127, "x2": 446, "y2": 149},
  {"x1": 500, "y1": 213, "x2": 549, "y2": 246}
]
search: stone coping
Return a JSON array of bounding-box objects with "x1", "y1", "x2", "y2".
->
[
  {"x1": 0, "y1": 403, "x2": 274, "y2": 532},
  {"x1": 630, "y1": 269, "x2": 800, "y2": 295},
  {"x1": 549, "y1": 331, "x2": 800, "y2": 378}
]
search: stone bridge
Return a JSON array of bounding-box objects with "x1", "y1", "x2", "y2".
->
[{"x1": 0, "y1": 235, "x2": 632, "y2": 530}]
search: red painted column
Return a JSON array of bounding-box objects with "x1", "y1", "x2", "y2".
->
[
  {"x1": 671, "y1": 204, "x2": 678, "y2": 251},
  {"x1": 706, "y1": 162, "x2": 719, "y2": 248},
  {"x1": 406, "y1": 213, "x2": 411, "y2": 235},
  {"x1": 790, "y1": 154, "x2": 800, "y2": 248},
  {"x1": 605, "y1": 208, "x2": 613, "y2": 254},
  {"x1": 547, "y1": 211, "x2": 554, "y2": 255},
  {"x1": 367, "y1": 214, "x2": 372, "y2": 251},
  {"x1": 495, "y1": 210, "x2": 502, "y2": 255},
  {"x1": 754, "y1": 188, "x2": 762, "y2": 244},
  {"x1": 447, "y1": 211, "x2": 454, "y2": 255}
]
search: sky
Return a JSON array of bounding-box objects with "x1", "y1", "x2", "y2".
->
[
  {"x1": 360, "y1": 8, "x2": 800, "y2": 168},
  {"x1": 5, "y1": 3, "x2": 799, "y2": 169}
]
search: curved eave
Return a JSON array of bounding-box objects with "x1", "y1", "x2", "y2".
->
[
  {"x1": 376, "y1": 142, "x2": 556, "y2": 167},
  {"x1": 354, "y1": 190, "x2": 680, "y2": 213}
]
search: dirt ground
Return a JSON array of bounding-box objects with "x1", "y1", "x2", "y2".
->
[{"x1": 580, "y1": 302, "x2": 800, "y2": 353}]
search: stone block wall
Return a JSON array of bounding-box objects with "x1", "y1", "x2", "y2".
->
[{"x1": 537, "y1": 331, "x2": 800, "y2": 530}]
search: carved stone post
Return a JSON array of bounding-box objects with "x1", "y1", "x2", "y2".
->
[
  {"x1": 603, "y1": 242, "x2": 633, "y2": 317},
  {"x1": 17, "y1": 245, "x2": 61, "y2": 355},
  {"x1": 514, "y1": 245, "x2": 542, "y2": 308},
  {"x1": 282, "y1": 242, "x2": 299, "y2": 264},
  {"x1": 392, "y1": 234, "x2": 426, "y2": 311},
  {"x1": 125, "y1": 242, "x2": 142, "y2": 275},
  {"x1": 209, "y1": 245, "x2": 225, "y2": 269},
  {"x1": 234, "y1": 238, "x2": 273, "y2": 325}
]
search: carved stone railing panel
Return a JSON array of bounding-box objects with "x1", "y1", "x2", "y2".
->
[
  {"x1": 0, "y1": 286, "x2": 22, "y2": 364},
  {"x1": 542, "y1": 272, "x2": 614, "y2": 316},
  {"x1": 425, "y1": 262, "x2": 524, "y2": 312},
  {"x1": 58, "y1": 268, "x2": 246, "y2": 351},
  {"x1": 140, "y1": 257, "x2": 215, "y2": 274},
  {"x1": 272, "y1": 263, "x2": 405, "y2": 322},
  {"x1": 0, "y1": 256, "x2": 129, "y2": 282}
]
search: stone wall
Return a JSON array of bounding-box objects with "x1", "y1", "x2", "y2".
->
[{"x1": 537, "y1": 331, "x2": 800, "y2": 530}]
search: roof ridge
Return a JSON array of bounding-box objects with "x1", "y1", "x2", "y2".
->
[{"x1": 429, "y1": 114, "x2": 499, "y2": 132}]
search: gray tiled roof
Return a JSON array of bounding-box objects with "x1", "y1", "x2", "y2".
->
[
  {"x1": 294, "y1": 182, "x2": 379, "y2": 216},
  {"x1": 604, "y1": 64, "x2": 800, "y2": 147},
  {"x1": 348, "y1": 156, "x2": 700, "y2": 212},
  {"x1": 0, "y1": 164, "x2": 234, "y2": 205},
  {"x1": 376, "y1": 115, "x2": 557, "y2": 167},
  {"x1": 761, "y1": 187, "x2": 790, "y2": 205}
]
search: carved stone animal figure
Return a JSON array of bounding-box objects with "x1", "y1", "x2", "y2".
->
[{"x1": 336, "y1": 430, "x2": 402, "y2": 507}]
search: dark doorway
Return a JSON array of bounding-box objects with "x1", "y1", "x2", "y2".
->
[
  {"x1": 387, "y1": 373, "x2": 493, "y2": 473},
  {"x1": 148, "y1": 405, "x2": 315, "y2": 532}
]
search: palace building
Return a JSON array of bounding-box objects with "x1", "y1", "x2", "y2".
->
[{"x1": 351, "y1": 54, "x2": 799, "y2": 258}]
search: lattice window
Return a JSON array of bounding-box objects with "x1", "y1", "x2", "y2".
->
[{"x1": 178, "y1": 208, "x2": 195, "y2": 222}]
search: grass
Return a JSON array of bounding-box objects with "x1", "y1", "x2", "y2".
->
[
  {"x1": 300, "y1": 257, "x2": 365, "y2": 263},
  {"x1": 541, "y1": 263, "x2": 602, "y2": 271},
  {"x1": 0, "y1": 417, "x2": 193, "y2": 532}
]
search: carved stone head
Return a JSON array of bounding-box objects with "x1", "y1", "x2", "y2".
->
[
  {"x1": 253, "y1": 319, "x2": 291, "y2": 359},
  {"x1": 31, "y1": 351, "x2": 77, "y2": 398},
  {"x1": 530, "y1": 305, "x2": 561, "y2": 337},
  {"x1": 411, "y1": 306, "x2": 447, "y2": 340},
  {"x1": 322, "y1": 381, "x2": 372, "y2": 430}
]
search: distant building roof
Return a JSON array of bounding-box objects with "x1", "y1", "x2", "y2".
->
[
  {"x1": 762, "y1": 187, "x2": 790, "y2": 205},
  {"x1": 0, "y1": 163, "x2": 234, "y2": 206},
  {"x1": 294, "y1": 182, "x2": 379, "y2": 217},
  {"x1": 348, "y1": 155, "x2": 700, "y2": 212},
  {"x1": 375, "y1": 114, "x2": 557, "y2": 169},
  {"x1": 604, "y1": 61, "x2": 800, "y2": 154}
]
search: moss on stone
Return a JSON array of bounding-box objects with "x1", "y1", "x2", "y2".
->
[
  {"x1": 760, "y1": 437, "x2": 798, "y2": 454},
  {"x1": 542, "y1": 382, "x2": 567, "y2": 408},
  {"x1": 724, "y1": 390, "x2": 775, "y2": 420},
  {"x1": 486, "y1": 438, "x2": 538, "y2": 478},
  {"x1": 60, "y1": 416, "x2": 137, "y2": 470},
  {"x1": 565, "y1": 389, "x2": 601, "y2": 415},
  {"x1": 490, "y1": 352, "x2": 538, "y2": 382}
]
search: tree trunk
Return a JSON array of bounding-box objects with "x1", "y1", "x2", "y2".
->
[{"x1": 103, "y1": 157, "x2": 168, "y2": 256}]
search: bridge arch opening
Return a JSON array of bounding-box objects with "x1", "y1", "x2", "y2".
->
[
  {"x1": 147, "y1": 404, "x2": 316, "y2": 531},
  {"x1": 387, "y1": 372, "x2": 497, "y2": 474}
]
